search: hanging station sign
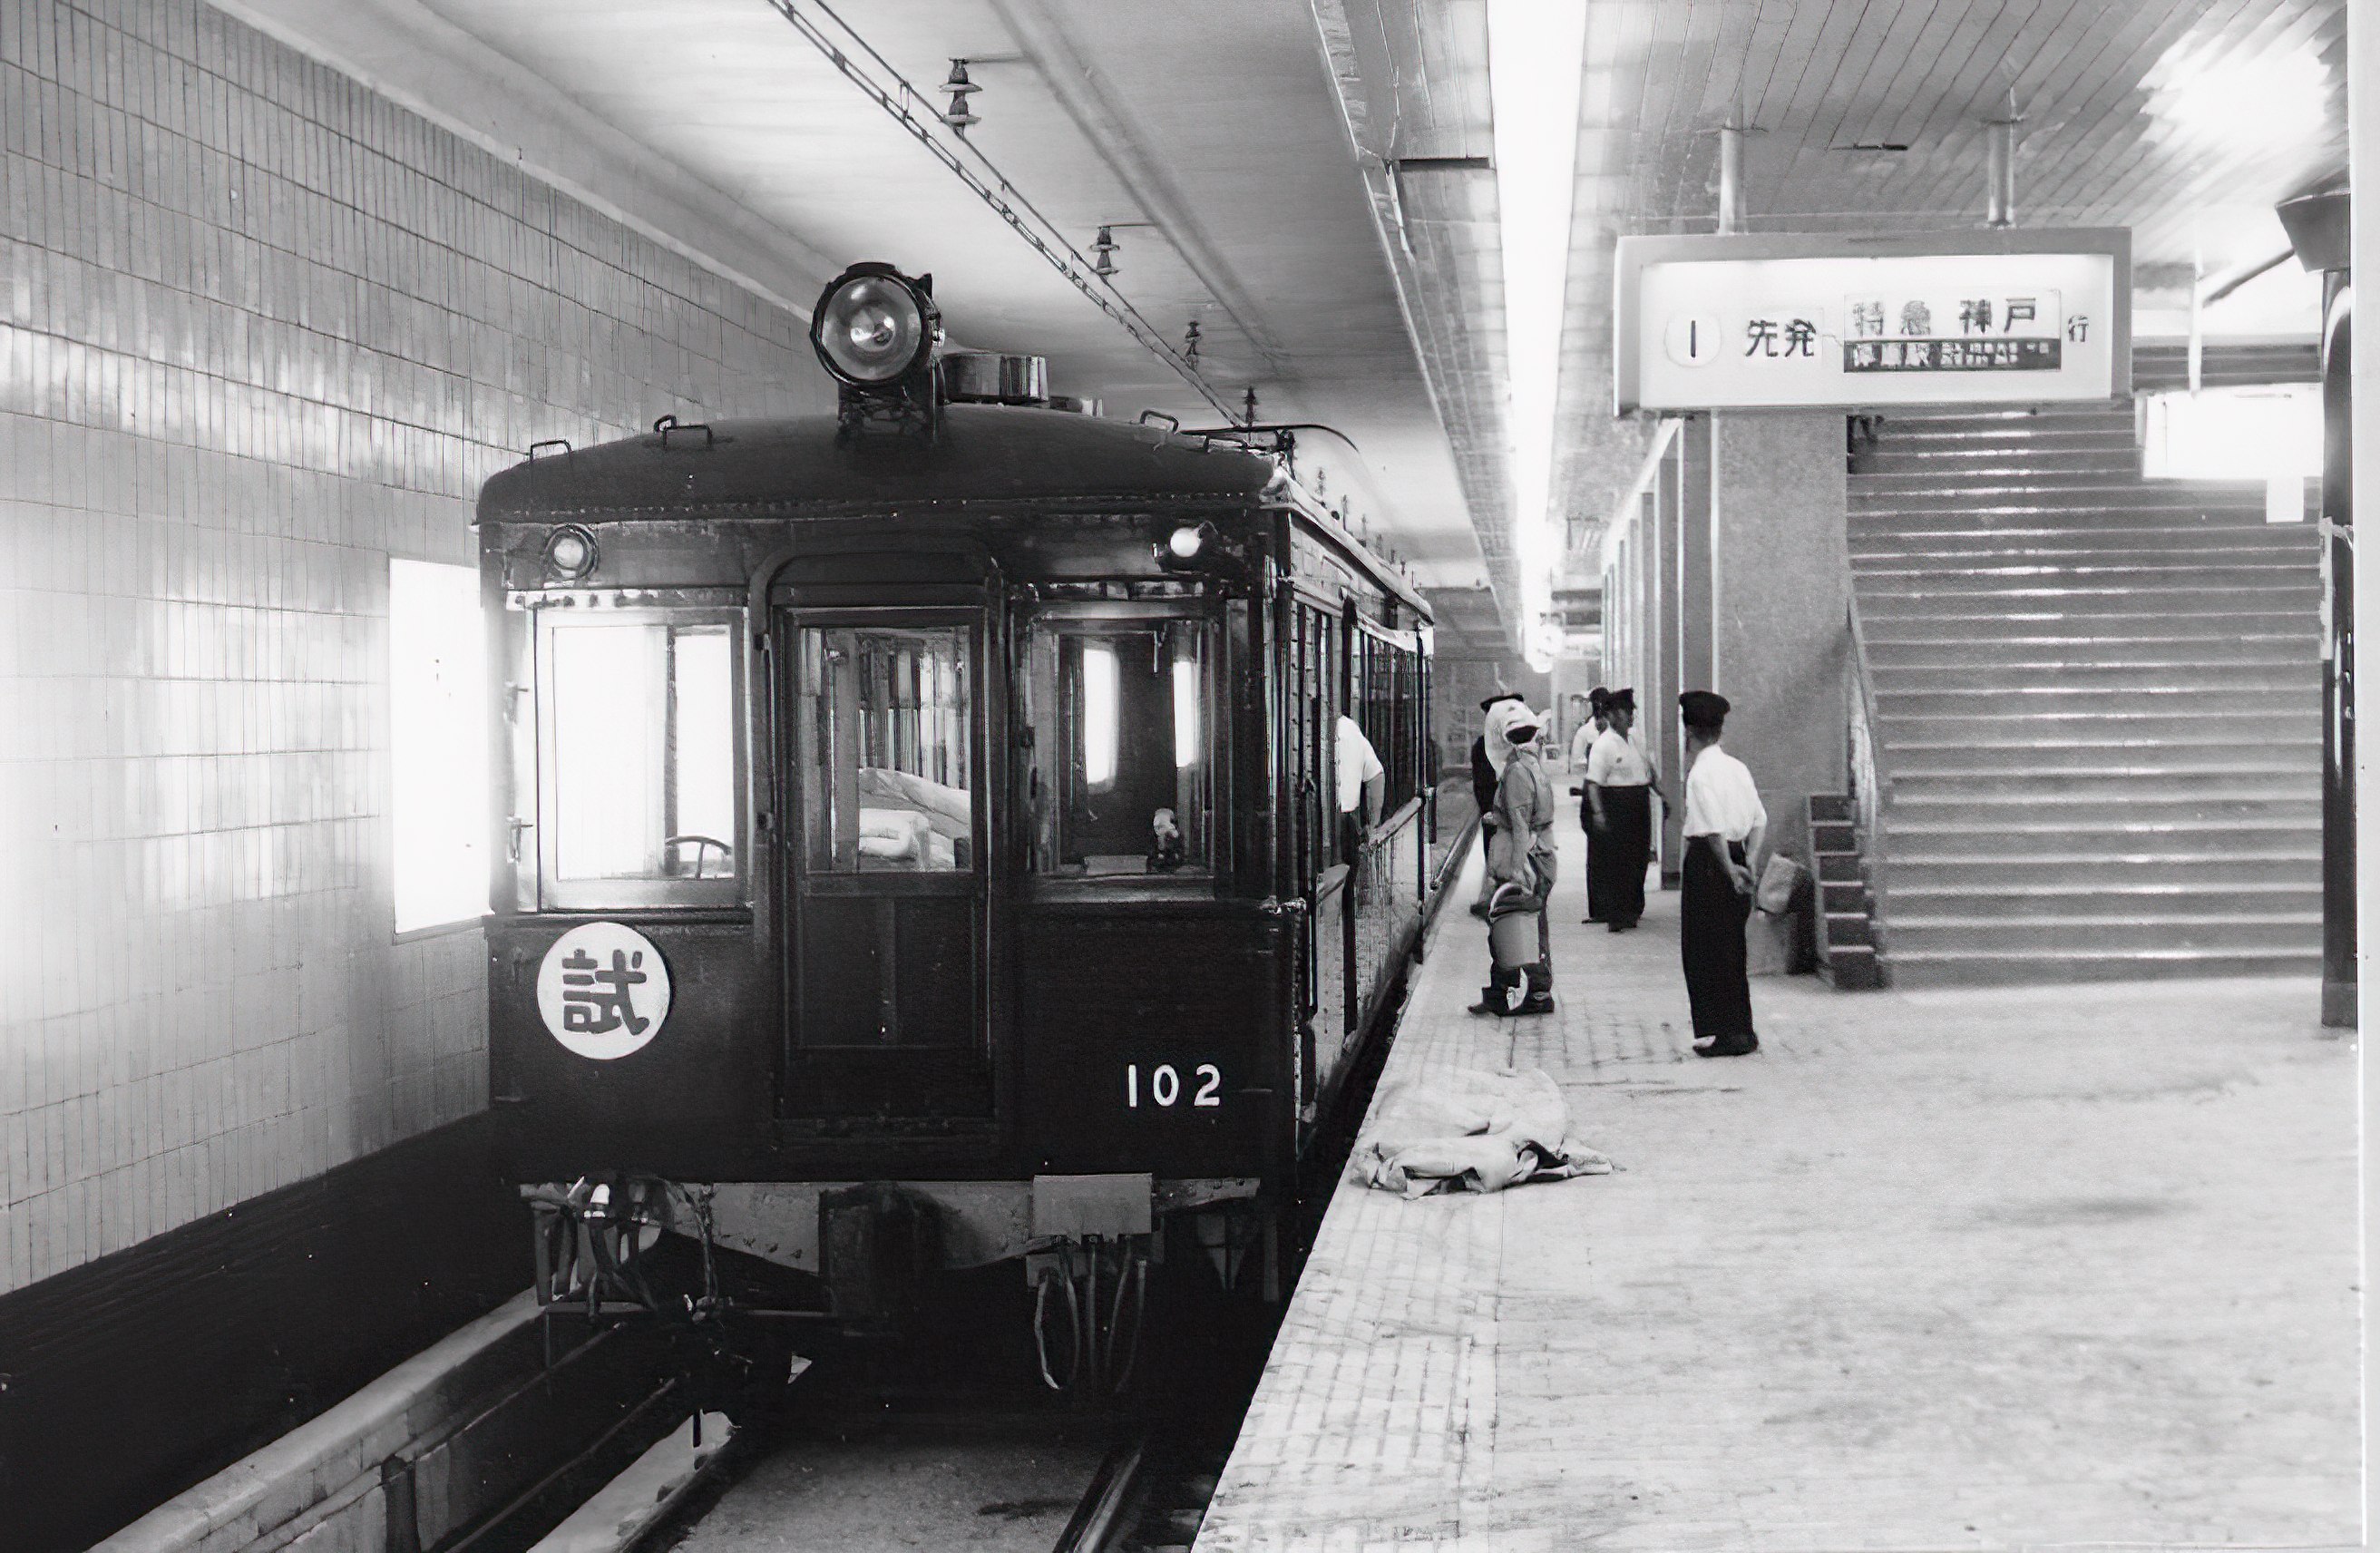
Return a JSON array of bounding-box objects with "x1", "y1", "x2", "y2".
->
[{"x1": 1614, "y1": 230, "x2": 2130, "y2": 413}]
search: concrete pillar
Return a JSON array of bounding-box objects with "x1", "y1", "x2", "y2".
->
[
  {"x1": 2351, "y1": 0, "x2": 2376, "y2": 1511},
  {"x1": 1679, "y1": 414, "x2": 1715, "y2": 698},
  {"x1": 1654, "y1": 434, "x2": 1686, "y2": 883},
  {"x1": 1709, "y1": 411, "x2": 1850, "y2": 867}
]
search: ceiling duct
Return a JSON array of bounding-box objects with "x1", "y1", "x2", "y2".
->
[{"x1": 1985, "y1": 93, "x2": 2021, "y2": 229}]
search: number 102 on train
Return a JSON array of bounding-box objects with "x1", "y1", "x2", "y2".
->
[{"x1": 1124, "y1": 1061, "x2": 1222, "y2": 1109}]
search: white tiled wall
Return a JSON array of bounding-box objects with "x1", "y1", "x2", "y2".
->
[{"x1": 0, "y1": 0, "x2": 831, "y2": 1293}]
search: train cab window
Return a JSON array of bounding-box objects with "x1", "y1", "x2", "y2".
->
[
  {"x1": 795, "y1": 625, "x2": 975, "y2": 874},
  {"x1": 539, "y1": 615, "x2": 744, "y2": 907},
  {"x1": 1020, "y1": 615, "x2": 1215, "y2": 877}
]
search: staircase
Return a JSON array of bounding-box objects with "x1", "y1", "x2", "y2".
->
[{"x1": 1848, "y1": 404, "x2": 2325, "y2": 987}]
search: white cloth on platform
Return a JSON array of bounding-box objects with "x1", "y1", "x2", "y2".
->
[{"x1": 1349, "y1": 1068, "x2": 1615, "y2": 1198}]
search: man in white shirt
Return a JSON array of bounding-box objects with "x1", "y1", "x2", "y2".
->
[
  {"x1": 1335, "y1": 712, "x2": 1386, "y2": 861},
  {"x1": 1585, "y1": 687, "x2": 1661, "y2": 932},
  {"x1": 1678, "y1": 689, "x2": 1766, "y2": 1057},
  {"x1": 1571, "y1": 687, "x2": 1610, "y2": 919}
]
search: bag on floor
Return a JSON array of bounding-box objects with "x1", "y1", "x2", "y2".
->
[{"x1": 1754, "y1": 853, "x2": 1806, "y2": 915}]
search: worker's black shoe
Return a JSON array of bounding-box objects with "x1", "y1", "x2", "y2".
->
[
  {"x1": 1511, "y1": 991, "x2": 1556, "y2": 1017},
  {"x1": 1693, "y1": 1033, "x2": 1759, "y2": 1058},
  {"x1": 1467, "y1": 991, "x2": 1508, "y2": 1018}
]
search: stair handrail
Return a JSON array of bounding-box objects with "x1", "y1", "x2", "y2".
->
[{"x1": 1846, "y1": 594, "x2": 1890, "y2": 926}]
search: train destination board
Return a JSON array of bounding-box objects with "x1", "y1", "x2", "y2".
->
[{"x1": 1615, "y1": 230, "x2": 2130, "y2": 412}]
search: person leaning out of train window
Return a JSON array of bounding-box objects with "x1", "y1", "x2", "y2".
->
[
  {"x1": 1335, "y1": 712, "x2": 1387, "y2": 859},
  {"x1": 1468, "y1": 691, "x2": 1527, "y2": 916}
]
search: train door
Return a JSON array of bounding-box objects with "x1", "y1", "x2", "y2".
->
[
  {"x1": 777, "y1": 607, "x2": 993, "y2": 1118},
  {"x1": 1284, "y1": 594, "x2": 1353, "y2": 1098}
]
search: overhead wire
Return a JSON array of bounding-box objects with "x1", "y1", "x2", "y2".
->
[{"x1": 759, "y1": 0, "x2": 1238, "y2": 423}]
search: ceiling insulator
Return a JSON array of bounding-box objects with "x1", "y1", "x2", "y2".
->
[
  {"x1": 941, "y1": 59, "x2": 981, "y2": 135},
  {"x1": 1242, "y1": 386, "x2": 1260, "y2": 428},
  {"x1": 1091, "y1": 225, "x2": 1119, "y2": 278},
  {"x1": 1183, "y1": 319, "x2": 1201, "y2": 367}
]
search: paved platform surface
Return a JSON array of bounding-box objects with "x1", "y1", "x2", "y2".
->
[{"x1": 1196, "y1": 830, "x2": 2359, "y2": 1552}]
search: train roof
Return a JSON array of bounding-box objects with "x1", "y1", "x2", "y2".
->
[{"x1": 476, "y1": 404, "x2": 1291, "y2": 523}]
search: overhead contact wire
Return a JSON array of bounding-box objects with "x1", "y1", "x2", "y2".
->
[{"x1": 761, "y1": 0, "x2": 1237, "y2": 422}]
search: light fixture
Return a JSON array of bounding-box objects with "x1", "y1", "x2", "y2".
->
[
  {"x1": 1166, "y1": 523, "x2": 1207, "y2": 560},
  {"x1": 543, "y1": 524, "x2": 598, "y2": 581},
  {"x1": 1091, "y1": 225, "x2": 1119, "y2": 278},
  {"x1": 941, "y1": 60, "x2": 981, "y2": 134},
  {"x1": 810, "y1": 262, "x2": 941, "y2": 437},
  {"x1": 1488, "y1": 0, "x2": 1588, "y2": 671}
]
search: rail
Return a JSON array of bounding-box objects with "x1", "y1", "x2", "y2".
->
[{"x1": 1845, "y1": 596, "x2": 1890, "y2": 926}]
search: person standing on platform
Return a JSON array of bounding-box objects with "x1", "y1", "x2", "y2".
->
[
  {"x1": 1585, "y1": 688, "x2": 1659, "y2": 933},
  {"x1": 1678, "y1": 690, "x2": 1765, "y2": 1057},
  {"x1": 1468, "y1": 691, "x2": 1525, "y2": 917},
  {"x1": 1574, "y1": 688, "x2": 1611, "y2": 921},
  {"x1": 1469, "y1": 701, "x2": 1559, "y2": 1017}
]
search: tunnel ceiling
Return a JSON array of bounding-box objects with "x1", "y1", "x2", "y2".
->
[{"x1": 221, "y1": 0, "x2": 2346, "y2": 659}]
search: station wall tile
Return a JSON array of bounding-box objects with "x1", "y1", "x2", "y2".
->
[{"x1": 0, "y1": 0, "x2": 833, "y2": 1294}]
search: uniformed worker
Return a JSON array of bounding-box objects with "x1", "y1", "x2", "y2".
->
[
  {"x1": 1469, "y1": 691, "x2": 1526, "y2": 916},
  {"x1": 1678, "y1": 689, "x2": 1765, "y2": 1057},
  {"x1": 1585, "y1": 687, "x2": 1660, "y2": 933},
  {"x1": 1470, "y1": 700, "x2": 1559, "y2": 1017},
  {"x1": 1574, "y1": 687, "x2": 1611, "y2": 921}
]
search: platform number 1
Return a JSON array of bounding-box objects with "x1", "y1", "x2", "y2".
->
[{"x1": 1125, "y1": 1062, "x2": 1221, "y2": 1109}]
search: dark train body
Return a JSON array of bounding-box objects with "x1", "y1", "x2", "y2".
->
[{"x1": 477, "y1": 396, "x2": 1435, "y2": 1308}]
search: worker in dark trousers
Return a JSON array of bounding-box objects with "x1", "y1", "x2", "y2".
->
[
  {"x1": 1585, "y1": 687, "x2": 1659, "y2": 932},
  {"x1": 1571, "y1": 687, "x2": 1610, "y2": 921},
  {"x1": 1678, "y1": 690, "x2": 1766, "y2": 1057},
  {"x1": 1468, "y1": 690, "x2": 1525, "y2": 917}
]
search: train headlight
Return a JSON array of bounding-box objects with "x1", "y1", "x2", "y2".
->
[
  {"x1": 1155, "y1": 521, "x2": 1224, "y2": 573},
  {"x1": 543, "y1": 524, "x2": 598, "y2": 581},
  {"x1": 1166, "y1": 524, "x2": 1207, "y2": 560},
  {"x1": 811, "y1": 265, "x2": 937, "y2": 387}
]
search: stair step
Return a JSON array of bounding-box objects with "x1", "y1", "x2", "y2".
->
[
  {"x1": 1887, "y1": 915, "x2": 2320, "y2": 952},
  {"x1": 1868, "y1": 640, "x2": 2316, "y2": 669},
  {"x1": 1853, "y1": 471, "x2": 2264, "y2": 494},
  {"x1": 1877, "y1": 689, "x2": 2313, "y2": 720},
  {"x1": 1890, "y1": 796, "x2": 2318, "y2": 827},
  {"x1": 1893, "y1": 769, "x2": 2320, "y2": 800},
  {"x1": 1886, "y1": 947, "x2": 2320, "y2": 988},
  {"x1": 1887, "y1": 820, "x2": 2317, "y2": 859},
  {"x1": 1859, "y1": 583, "x2": 2319, "y2": 612},
  {"x1": 1854, "y1": 450, "x2": 2141, "y2": 475},
  {"x1": 1887, "y1": 855, "x2": 2319, "y2": 888},
  {"x1": 1874, "y1": 663, "x2": 2312, "y2": 692},
  {"x1": 1847, "y1": 535, "x2": 2313, "y2": 566},
  {"x1": 1886, "y1": 883, "x2": 2321, "y2": 920},
  {"x1": 1885, "y1": 737, "x2": 2313, "y2": 776},
  {"x1": 1864, "y1": 612, "x2": 2317, "y2": 643},
  {"x1": 1881, "y1": 711, "x2": 2319, "y2": 744}
]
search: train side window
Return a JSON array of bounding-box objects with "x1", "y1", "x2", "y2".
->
[
  {"x1": 539, "y1": 615, "x2": 744, "y2": 905},
  {"x1": 795, "y1": 625, "x2": 975, "y2": 874},
  {"x1": 1020, "y1": 615, "x2": 1214, "y2": 877}
]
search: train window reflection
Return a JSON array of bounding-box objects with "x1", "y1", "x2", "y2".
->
[
  {"x1": 545, "y1": 620, "x2": 741, "y2": 893},
  {"x1": 1022, "y1": 617, "x2": 1214, "y2": 877},
  {"x1": 796, "y1": 624, "x2": 975, "y2": 874}
]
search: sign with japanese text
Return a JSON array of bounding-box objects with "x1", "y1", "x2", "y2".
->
[
  {"x1": 537, "y1": 922, "x2": 673, "y2": 1060},
  {"x1": 1615, "y1": 230, "x2": 2129, "y2": 412}
]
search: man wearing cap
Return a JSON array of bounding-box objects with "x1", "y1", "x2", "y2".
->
[
  {"x1": 1470, "y1": 699, "x2": 1559, "y2": 1016},
  {"x1": 1468, "y1": 691, "x2": 1526, "y2": 917},
  {"x1": 1678, "y1": 689, "x2": 1766, "y2": 1056},
  {"x1": 1571, "y1": 688, "x2": 1611, "y2": 920},
  {"x1": 1586, "y1": 688, "x2": 1660, "y2": 933}
]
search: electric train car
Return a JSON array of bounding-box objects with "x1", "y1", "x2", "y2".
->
[{"x1": 478, "y1": 264, "x2": 1436, "y2": 1351}]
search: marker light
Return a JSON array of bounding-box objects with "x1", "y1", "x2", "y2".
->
[
  {"x1": 1166, "y1": 524, "x2": 1205, "y2": 560},
  {"x1": 543, "y1": 525, "x2": 598, "y2": 581},
  {"x1": 811, "y1": 265, "x2": 936, "y2": 386}
]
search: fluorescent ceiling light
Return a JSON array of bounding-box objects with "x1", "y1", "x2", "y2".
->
[{"x1": 1488, "y1": 0, "x2": 1590, "y2": 672}]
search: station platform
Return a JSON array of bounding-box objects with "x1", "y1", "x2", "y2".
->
[{"x1": 1196, "y1": 828, "x2": 2358, "y2": 1551}]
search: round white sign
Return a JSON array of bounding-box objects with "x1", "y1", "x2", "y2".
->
[
  {"x1": 536, "y1": 923, "x2": 672, "y2": 1060},
  {"x1": 1664, "y1": 313, "x2": 1723, "y2": 367}
]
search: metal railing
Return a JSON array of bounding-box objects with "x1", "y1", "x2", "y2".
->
[{"x1": 1845, "y1": 596, "x2": 1890, "y2": 931}]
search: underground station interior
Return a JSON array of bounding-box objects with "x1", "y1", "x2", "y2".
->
[{"x1": 0, "y1": 0, "x2": 2374, "y2": 1549}]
